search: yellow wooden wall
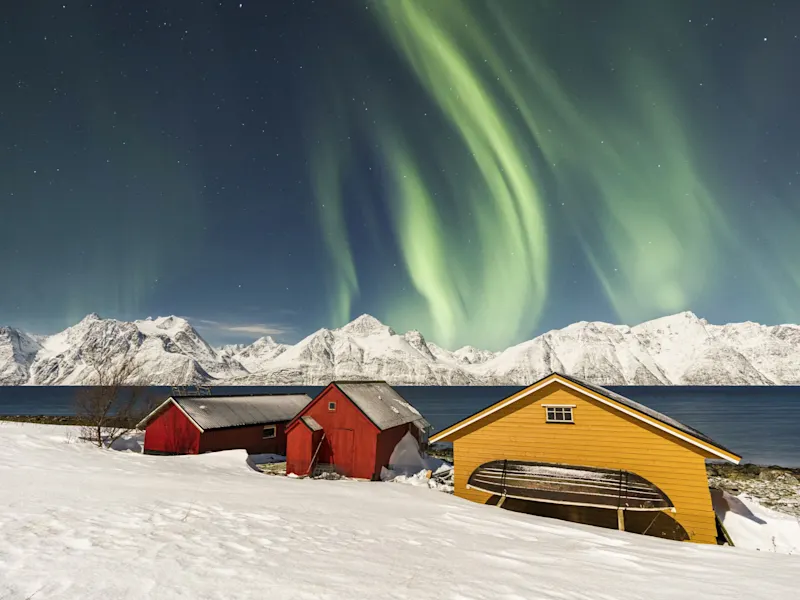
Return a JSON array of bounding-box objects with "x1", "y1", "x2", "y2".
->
[{"x1": 450, "y1": 383, "x2": 719, "y2": 544}]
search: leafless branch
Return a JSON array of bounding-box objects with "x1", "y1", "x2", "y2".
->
[{"x1": 73, "y1": 344, "x2": 159, "y2": 448}]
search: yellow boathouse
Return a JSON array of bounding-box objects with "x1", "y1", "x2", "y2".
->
[{"x1": 430, "y1": 372, "x2": 741, "y2": 544}]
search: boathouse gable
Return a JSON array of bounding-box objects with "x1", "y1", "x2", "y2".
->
[
  {"x1": 431, "y1": 373, "x2": 740, "y2": 544},
  {"x1": 284, "y1": 381, "x2": 429, "y2": 480}
]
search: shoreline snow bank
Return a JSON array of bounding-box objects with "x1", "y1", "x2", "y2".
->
[
  {"x1": 713, "y1": 489, "x2": 800, "y2": 555},
  {"x1": 380, "y1": 431, "x2": 454, "y2": 492}
]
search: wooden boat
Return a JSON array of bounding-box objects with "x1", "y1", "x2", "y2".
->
[{"x1": 466, "y1": 460, "x2": 674, "y2": 511}]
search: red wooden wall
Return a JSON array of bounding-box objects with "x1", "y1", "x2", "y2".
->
[
  {"x1": 286, "y1": 385, "x2": 424, "y2": 480},
  {"x1": 287, "y1": 385, "x2": 381, "y2": 479},
  {"x1": 285, "y1": 423, "x2": 323, "y2": 476},
  {"x1": 143, "y1": 402, "x2": 201, "y2": 455},
  {"x1": 143, "y1": 400, "x2": 291, "y2": 456},
  {"x1": 199, "y1": 422, "x2": 288, "y2": 455}
]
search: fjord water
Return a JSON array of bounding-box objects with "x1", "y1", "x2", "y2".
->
[{"x1": 0, "y1": 386, "x2": 797, "y2": 467}]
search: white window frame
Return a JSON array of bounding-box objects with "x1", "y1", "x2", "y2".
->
[
  {"x1": 328, "y1": 401, "x2": 336, "y2": 411},
  {"x1": 544, "y1": 404, "x2": 575, "y2": 424},
  {"x1": 262, "y1": 425, "x2": 277, "y2": 439}
]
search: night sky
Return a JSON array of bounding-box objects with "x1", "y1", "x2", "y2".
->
[{"x1": 1, "y1": 1, "x2": 799, "y2": 350}]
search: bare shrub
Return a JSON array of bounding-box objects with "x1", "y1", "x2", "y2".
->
[{"x1": 74, "y1": 345, "x2": 160, "y2": 448}]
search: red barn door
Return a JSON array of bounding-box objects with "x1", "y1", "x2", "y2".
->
[{"x1": 329, "y1": 428, "x2": 354, "y2": 476}]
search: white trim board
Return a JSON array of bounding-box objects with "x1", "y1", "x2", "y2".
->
[{"x1": 429, "y1": 376, "x2": 740, "y2": 464}]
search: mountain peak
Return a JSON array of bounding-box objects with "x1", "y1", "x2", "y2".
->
[
  {"x1": 456, "y1": 345, "x2": 481, "y2": 353},
  {"x1": 82, "y1": 313, "x2": 102, "y2": 322},
  {"x1": 665, "y1": 310, "x2": 700, "y2": 321},
  {"x1": 637, "y1": 311, "x2": 706, "y2": 330},
  {"x1": 677, "y1": 310, "x2": 700, "y2": 320},
  {"x1": 133, "y1": 315, "x2": 195, "y2": 336},
  {"x1": 338, "y1": 314, "x2": 394, "y2": 336},
  {"x1": 453, "y1": 345, "x2": 498, "y2": 365},
  {"x1": 154, "y1": 315, "x2": 189, "y2": 329}
]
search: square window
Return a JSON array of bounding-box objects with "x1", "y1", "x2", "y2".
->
[
  {"x1": 262, "y1": 425, "x2": 276, "y2": 439},
  {"x1": 328, "y1": 401, "x2": 336, "y2": 411},
  {"x1": 546, "y1": 406, "x2": 574, "y2": 423}
]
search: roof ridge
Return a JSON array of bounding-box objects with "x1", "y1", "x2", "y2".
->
[
  {"x1": 331, "y1": 380, "x2": 389, "y2": 385},
  {"x1": 173, "y1": 393, "x2": 312, "y2": 400},
  {"x1": 551, "y1": 372, "x2": 730, "y2": 451},
  {"x1": 334, "y1": 381, "x2": 429, "y2": 431}
]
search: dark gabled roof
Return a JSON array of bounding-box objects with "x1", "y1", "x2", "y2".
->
[
  {"x1": 334, "y1": 381, "x2": 430, "y2": 431},
  {"x1": 429, "y1": 372, "x2": 740, "y2": 463},
  {"x1": 554, "y1": 372, "x2": 737, "y2": 457},
  {"x1": 137, "y1": 394, "x2": 312, "y2": 431}
]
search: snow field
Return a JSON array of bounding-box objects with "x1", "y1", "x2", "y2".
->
[
  {"x1": 0, "y1": 422, "x2": 796, "y2": 600},
  {"x1": 714, "y1": 490, "x2": 800, "y2": 554}
]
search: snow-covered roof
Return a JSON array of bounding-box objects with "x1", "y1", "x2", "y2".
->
[
  {"x1": 300, "y1": 416, "x2": 322, "y2": 431},
  {"x1": 559, "y1": 373, "x2": 735, "y2": 455},
  {"x1": 430, "y1": 372, "x2": 740, "y2": 463},
  {"x1": 138, "y1": 394, "x2": 312, "y2": 431},
  {"x1": 335, "y1": 382, "x2": 430, "y2": 431}
]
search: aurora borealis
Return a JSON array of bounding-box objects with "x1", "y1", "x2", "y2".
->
[{"x1": 1, "y1": 1, "x2": 799, "y2": 349}]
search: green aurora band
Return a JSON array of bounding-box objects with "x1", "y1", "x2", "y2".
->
[
  {"x1": 376, "y1": 2, "x2": 550, "y2": 351},
  {"x1": 310, "y1": 0, "x2": 795, "y2": 349},
  {"x1": 310, "y1": 132, "x2": 360, "y2": 332}
]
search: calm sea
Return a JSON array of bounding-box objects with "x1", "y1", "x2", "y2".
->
[{"x1": 1, "y1": 385, "x2": 798, "y2": 467}]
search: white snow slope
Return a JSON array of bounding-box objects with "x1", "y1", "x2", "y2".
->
[
  {"x1": 2, "y1": 310, "x2": 800, "y2": 385},
  {"x1": 714, "y1": 490, "x2": 800, "y2": 555},
  {"x1": 0, "y1": 423, "x2": 796, "y2": 600}
]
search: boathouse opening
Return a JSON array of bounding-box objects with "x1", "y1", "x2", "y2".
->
[
  {"x1": 487, "y1": 496, "x2": 690, "y2": 541},
  {"x1": 469, "y1": 459, "x2": 690, "y2": 542}
]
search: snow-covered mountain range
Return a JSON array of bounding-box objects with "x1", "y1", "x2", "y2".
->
[{"x1": 1, "y1": 311, "x2": 799, "y2": 386}]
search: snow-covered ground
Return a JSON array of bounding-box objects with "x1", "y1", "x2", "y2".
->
[
  {"x1": 0, "y1": 423, "x2": 797, "y2": 599},
  {"x1": 713, "y1": 489, "x2": 800, "y2": 555}
]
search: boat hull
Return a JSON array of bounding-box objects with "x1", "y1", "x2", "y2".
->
[{"x1": 467, "y1": 460, "x2": 674, "y2": 511}]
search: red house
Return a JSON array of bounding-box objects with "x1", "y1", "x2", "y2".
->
[
  {"x1": 137, "y1": 394, "x2": 312, "y2": 456},
  {"x1": 285, "y1": 381, "x2": 430, "y2": 480}
]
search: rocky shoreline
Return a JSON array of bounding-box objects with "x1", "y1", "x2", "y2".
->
[
  {"x1": 0, "y1": 415, "x2": 140, "y2": 427},
  {"x1": 707, "y1": 463, "x2": 800, "y2": 517}
]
